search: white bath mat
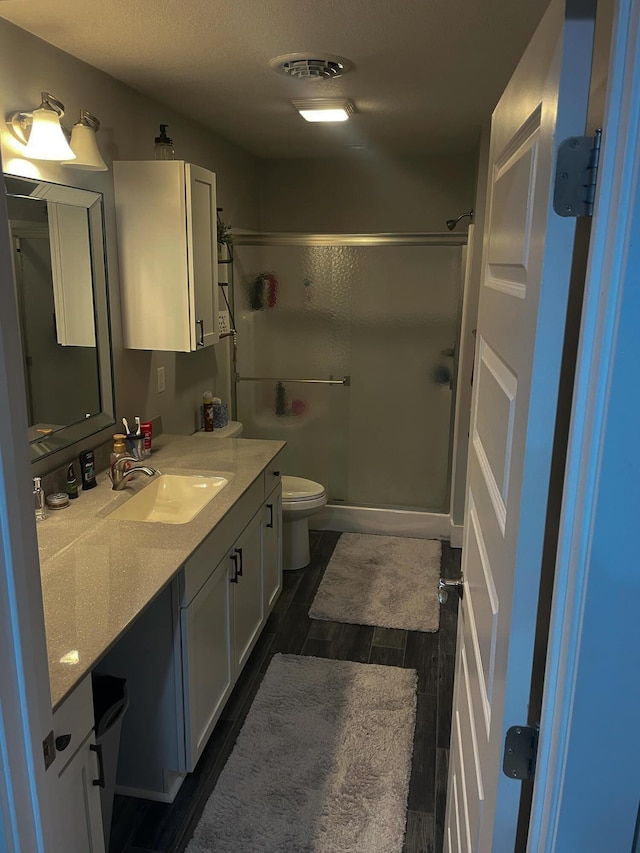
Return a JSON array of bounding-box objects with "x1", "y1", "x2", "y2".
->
[
  {"x1": 309, "y1": 533, "x2": 441, "y2": 632},
  {"x1": 186, "y1": 654, "x2": 417, "y2": 853}
]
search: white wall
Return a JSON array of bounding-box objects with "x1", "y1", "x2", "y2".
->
[
  {"x1": 259, "y1": 154, "x2": 475, "y2": 233},
  {"x1": 450, "y1": 120, "x2": 491, "y2": 528},
  {"x1": 0, "y1": 19, "x2": 260, "y2": 454}
]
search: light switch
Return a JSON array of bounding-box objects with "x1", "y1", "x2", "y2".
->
[{"x1": 157, "y1": 366, "x2": 166, "y2": 393}]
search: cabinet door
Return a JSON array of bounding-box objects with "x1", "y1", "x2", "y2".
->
[
  {"x1": 186, "y1": 164, "x2": 219, "y2": 349},
  {"x1": 232, "y1": 512, "x2": 264, "y2": 675},
  {"x1": 263, "y1": 485, "x2": 282, "y2": 615},
  {"x1": 181, "y1": 555, "x2": 233, "y2": 770},
  {"x1": 55, "y1": 734, "x2": 105, "y2": 853}
]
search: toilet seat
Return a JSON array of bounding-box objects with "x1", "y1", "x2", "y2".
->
[{"x1": 281, "y1": 476, "x2": 326, "y2": 503}]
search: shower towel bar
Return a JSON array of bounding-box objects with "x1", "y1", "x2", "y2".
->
[{"x1": 236, "y1": 375, "x2": 351, "y2": 386}]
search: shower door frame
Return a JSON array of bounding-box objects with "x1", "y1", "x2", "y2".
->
[{"x1": 232, "y1": 231, "x2": 467, "y2": 536}]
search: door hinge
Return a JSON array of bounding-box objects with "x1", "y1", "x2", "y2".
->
[
  {"x1": 503, "y1": 723, "x2": 539, "y2": 782},
  {"x1": 553, "y1": 129, "x2": 601, "y2": 217}
]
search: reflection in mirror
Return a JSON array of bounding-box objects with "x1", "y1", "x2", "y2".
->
[{"x1": 4, "y1": 175, "x2": 114, "y2": 462}]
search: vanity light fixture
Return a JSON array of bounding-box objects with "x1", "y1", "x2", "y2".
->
[
  {"x1": 292, "y1": 99, "x2": 355, "y2": 122},
  {"x1": 8, "y1": 92, "x2": 76, "y2": 161},
  {"x1": 63, "y1": 110, "x2": 108, "y2": 171}
]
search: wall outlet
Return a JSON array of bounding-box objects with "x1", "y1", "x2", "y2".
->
[{"x1": 157, "y1": 366, "x2": 165, "y2": 393}]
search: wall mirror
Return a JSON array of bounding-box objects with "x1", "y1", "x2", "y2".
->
[{"x1": 4, "y1": 174, "x2": 114, "y2": 462}]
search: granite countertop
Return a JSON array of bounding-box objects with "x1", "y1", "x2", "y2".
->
[{"x1": 37, "y1": 434, "x2": 285, "y2": 709}]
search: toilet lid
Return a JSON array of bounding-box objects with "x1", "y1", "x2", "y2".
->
[{"x1": 281, "y1": 476, "x2": 325, "y2": 501}]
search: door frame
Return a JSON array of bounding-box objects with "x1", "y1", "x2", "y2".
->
[
  {"x1": 529, "y1": 0, "x2": 640, "y2": 846},
  {"x1": 0, "y1": 156, "x2": 59, "y2": 848}
]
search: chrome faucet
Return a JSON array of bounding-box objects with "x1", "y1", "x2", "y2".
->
[{"x1": 110, "y1": 456, "x2": 160, "y2": 491}]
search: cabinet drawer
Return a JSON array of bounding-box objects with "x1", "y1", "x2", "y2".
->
[
  {"x1": 264, "y1": 451, "x2": 283, "y2": 498},
  {"x1": 181, "y1": 477, "x2": 263, "y2": 606},
  {"x1": 52, "y1": 675, "x2": 94, "y2": 772}
]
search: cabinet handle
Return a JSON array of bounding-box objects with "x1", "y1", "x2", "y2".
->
[
  {"x1": 196, "y1": 319, "x2": 205, "y2": 347},
  {"x1": 236, "y1": 547, "x2": 243, "y2": 577},
  {"x1": 272, "y1": 470, "x2": 280, "y2": 477},
  {"x1": 90, "y1": 743, "x2": 105, "y2": 787},
  {"x1": 55, "y1": 733, "x2": 72, "y2": 752},
  {"x1": 266, "y1": 503, "x2": 274, "y2": 528},
  {"x1": 230, "y1": 552, "x2": 239, "y2": 583}
]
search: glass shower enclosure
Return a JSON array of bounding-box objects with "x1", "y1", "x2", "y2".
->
[{"x1": 233, "y1": 234, "x2": 465, "y2": 514}]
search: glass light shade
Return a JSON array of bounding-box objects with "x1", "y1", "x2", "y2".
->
[
  {"x1": 63, "y1": 123, "x2": 108, "y2": 170},
  {"x1": 24, "y1": 106, "x2": 75, "y2": 161},
  {"x1": 298, "y1": 107, "x2": 351, "y2": 122}
]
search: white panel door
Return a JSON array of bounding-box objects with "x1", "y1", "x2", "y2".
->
[{"x1": 445, "y1": 1, "x2": 595, "y2": 850}]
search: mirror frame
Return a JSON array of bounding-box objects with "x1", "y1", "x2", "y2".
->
[{"x1": 4, "y1": 174, "x2": 115, "y2": 463}]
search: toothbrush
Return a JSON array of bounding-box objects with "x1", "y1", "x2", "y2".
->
[
  {"x1": 122, "y1": 417, "x2": 130, "y2": 435},
  {"x1": 135, "y1": 417, "x2": 141, "y2": 436}
]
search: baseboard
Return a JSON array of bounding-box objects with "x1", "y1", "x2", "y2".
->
[
  {"x1": 449, "y1": 521, "x2": 464, "y2": 549},
  {"x1": 115, "y1": 771, "x2": 185, "y2": 803},
  {"x1": 312, "y1": 505, "x2": 451, "y2": 539}
]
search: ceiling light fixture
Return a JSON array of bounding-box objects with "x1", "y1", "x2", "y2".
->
[
  {"x1": 63, "y1": 110, "x2": 108, "y2": 171},
  {"x1": 8, "y1": 92, "x2": 75, "y2": 161},
  {"x1": 293, "y1": 99, "x2": 355, "y2": 123}
]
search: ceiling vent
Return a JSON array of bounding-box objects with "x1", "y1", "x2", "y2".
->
[{"x1": 269, "y1": 53, "x2": 352, "y2": 81}]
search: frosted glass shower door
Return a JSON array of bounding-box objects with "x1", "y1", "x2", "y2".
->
[
  {"x1": 234, "y1": 239, "x2": 462, "y2": 512},
  {"x1": 341, "y1": 244, "x2": 461, "y2": 510},
  {"x1": 234, "y1": 244, "x2": 351, "y2": 499}
]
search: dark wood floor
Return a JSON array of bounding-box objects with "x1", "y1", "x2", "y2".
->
[{"x1": 109, "y1": 531, "x2": 461, "y2": 853}]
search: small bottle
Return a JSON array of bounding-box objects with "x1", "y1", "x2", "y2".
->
[
  {"x1": 110, "y1": 434, "x2": 129, "y2": 478},
  {"x1": 66, "y1": 463, "x2": 78, "y2": 500},
  {"x1": 33, "y1": 477, "x2": 46, "y2": 521},
  {"x1": 203, "y1": 391, "x2": 214, "y2": 432},
  {"x1": 79, "y1": 449, "x2": 97, "y2": 490},
  {"x1": 154, "y1": 124, "x2": 174, "y2": 160}
]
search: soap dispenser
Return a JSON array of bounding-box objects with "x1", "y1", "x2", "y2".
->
[
  {"x1": 110, "y1": 434, "x2": 129, "y2": 479},
  {"x1": 154, "y1": 124, "x2": 174, "y2": 160}
]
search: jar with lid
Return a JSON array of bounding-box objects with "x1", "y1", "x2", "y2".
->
[{"x1": 154, "y1": 124, "x2": 175, "y2": 160}]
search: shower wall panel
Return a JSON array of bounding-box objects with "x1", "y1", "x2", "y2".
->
[{"x1": 234, "y1": 241, "x2": 462, "y2": 512}]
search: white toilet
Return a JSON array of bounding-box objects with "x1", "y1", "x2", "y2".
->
[
  {"x1": 281, "y1": 475, "x2": 327, "y2": 570},
  {"x1": 200, "y1": 421, "x2": 327, "y2": 570}
]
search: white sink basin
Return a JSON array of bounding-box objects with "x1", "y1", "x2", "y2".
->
[{"x1": 108, "y1": 474, "x2": 229, "y2": 524}]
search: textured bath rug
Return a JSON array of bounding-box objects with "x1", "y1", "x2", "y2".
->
[
  {"x1": 186, "y1": 654, "x2": 417, "y2": 853},
  {"x1": 309, "y1": 533, "x2": 441, "y2": 632}
]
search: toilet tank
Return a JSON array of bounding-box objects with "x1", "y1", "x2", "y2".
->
[{"x1": 197, "y1": 421, "x2": 243, "y2": 438}]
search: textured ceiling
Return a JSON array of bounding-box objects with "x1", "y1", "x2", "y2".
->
[{"x1": 0, "y1": 0, "x2": 550, "y2": 158}]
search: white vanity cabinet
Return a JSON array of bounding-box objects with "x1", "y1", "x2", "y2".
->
[
  {"x1": 113, "y1": 160, "x2": 219, "y2": 352},
  {"x1": 52, "y1": 676, "x2": 105, "y2": 853},
  {"x1": 263, "y1": 484, "x2": 283, "y2": 613},
  {"x1": 231, "y1": 510, "x2": 264, "y2": 673},
  {"x1": 181, "y1": 549, "x2": 234, "y2": 769},
  {"x1": 103, "y1": 463, "x2": 283, "y2": 792},
  {"x1": 180, "y1": 476, "x2": 280, "y2": 771}
]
